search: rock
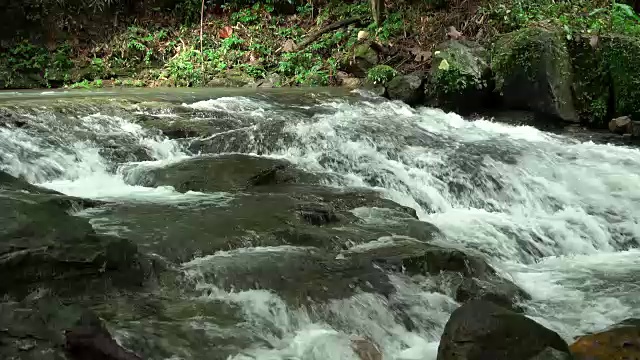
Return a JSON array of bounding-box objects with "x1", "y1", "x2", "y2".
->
[
  {"x1": 455, "y1": 277, "x2": 530, "y2": 313},
  {"x1": 491, "y1": 27, "x2": 579, "y2": 122},
  {"x1": 131, "y1": 154, "x2": 320, "y2": 193},
  {"x1": 341, "y1": 76, "x2": 364, "y2": 89},
  {"x1": 386, "y1": 73, "x2": 425, "y2": 106},
  {"x1": 347, "y1": 43, "x2": 379, "y2": 78},
  {"x1": 605, "y1": 34, "x2": 640, "y2": 120},
  {"x1": 632, "y1": 121, "x2": 640, "y2": 138},
  {"x1": 342, "y1": 237, "x2": 529, "y2": 311},
  {"x1": 437, "y1": 300, "x2": 572, "y2": 360},
  {"x1": 257, "y1": 73, "x2": 282, "y2": 88},
  {"x1": 351, "y1": 336, "x2": 382, "y2": 360},
  {"x1": 426, "y1": 40, "x2": 493, "y2": 113},
  {"x1": 206, "y1": 69, "x2": 254, "y2": 87},
  {"x1": 0, "y1": 179, "x2": 146, "y2": 297},
  {"x1": 65, "y1": 310, "x2": 143, "y2": 360},
  {"x1": 608, "y1": 115, "x2": 633, "y2": 134},
  {"x1": 568, "y1": 34, "x2": 611, "y2": 126},
  {"x1": 182, "y1": 246, "x2": 395, "y2": 306},
  {"x1": 569, "y1": 318, "x2": 640, "y2": 360}
]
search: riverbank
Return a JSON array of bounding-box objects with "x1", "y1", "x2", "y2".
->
[{"x1": 2, "y1": 0, "x2": 640, "y2": 130}]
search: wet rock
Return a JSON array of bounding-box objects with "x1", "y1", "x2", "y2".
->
[
  {"x1": 183, "y1": 246, "x2": 395, "y2": 306},
  {"x1": 455, "y1": 277, "x2": 529, "y2": 313},
  {"x1": 0, "y1": 186, "x2": 146, "y2": 297},
  {"x1": 85, "y1": 187, "x2": 431, "y2": 263},
  {"x1": 342, "y1": 237, "x2": 529, "y2": 311},
  {"x1": 65, "y1": 310, "x2": 143, "y2": 360},
  {"x1": 609, "y1": 115, "x2": 633, "y2": 134},
  {"x1": 256, "y1": 73, "x2": 282, "y2": 88},
  {"x1": 437, "y1": 300, "x2": 572, "y2": 360},
  {"x1": 132, "y1": 154, "x2": 319, "y2": 193},
  {"x1": 351, "y1": 336, "x2": 382, "y2": 360},
  {"x1": 206, "y1": 69, "x2": 254, "y2": 87},
  {"x1": 569, "y1": 318, "x2": 640, "y2": 360},
  {"x1": 386, "y1": 73, "x2": 425, "y2": 106},
  {"x1": 426, "y1": 40, "x2": 493, "y2": 113},
  {"x1": 491, "y1": 27, "x2": 578, "y2": 123}
]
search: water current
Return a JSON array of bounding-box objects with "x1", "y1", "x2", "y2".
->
[{"x1": 0, "y1": 88, "x2": 639, "y2": 359}]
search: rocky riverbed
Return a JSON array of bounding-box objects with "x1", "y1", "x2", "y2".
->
[{"x1": 1, "y1": 88, "x2": 639, "y2": 360}]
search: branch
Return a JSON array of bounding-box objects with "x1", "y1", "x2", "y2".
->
[{"x1": 295, "y1": 16, "x2": 363, "y2": 50}]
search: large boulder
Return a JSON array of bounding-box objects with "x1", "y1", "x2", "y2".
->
[
  {"x1": 437, "y1": 300, "x2": 572, "y2": 360},
  {"x1": 491, "y1": 27, "x2": 579, "y2": 122},
  {"x1": 568, "y1": 34, "x2": 611, "y2": 126},
  {"x1": 426, "y1": 40, "x2": 493, "y2": 113},
  {"x1": 604, "y1": 34, "x2": 640, "y2": 120},
  {"x1": 569, "y1": 318, "x2": 640, "y2": 360}
]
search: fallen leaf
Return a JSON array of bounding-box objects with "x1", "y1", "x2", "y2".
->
[{"x1": 219, "y1": 26, "x2": 233, "y2": 39}]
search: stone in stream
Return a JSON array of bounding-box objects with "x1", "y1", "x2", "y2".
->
[
  {"x1": 341, "y1": 237, "x2": 530, "y2": 312},
  {"x1": 131, "y1": 154, "x2": 320, "y2": 193},
  {"x1": 0, "y1": 170, "x2": 148, "y2": 298},
  {"x1": 437, "y1": 300, "x2": 572, "y2": 360},
  {"x1": 386, "y1": 73, "x2": 426, "y2": 106},
  {"x1": 569, "y1": 318, "x2": 640, "y2": 360},
  {"x1": 182, "y1": 246, "x2": 395, "y2": 306}
]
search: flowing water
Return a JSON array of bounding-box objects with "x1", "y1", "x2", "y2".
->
[{"x1": 1, "y1": 87, "x2": 639, "y2": 359}]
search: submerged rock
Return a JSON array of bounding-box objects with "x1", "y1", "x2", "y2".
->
[
  {"x1": 569, "y1": 318, "x2": 640, "y2": 360},
  {"x1": 491, "y1": 27, "x2": 578, "y2": 123},
  {"x1": 437, "y1": 300, "x2": 572, "y2": 360}
]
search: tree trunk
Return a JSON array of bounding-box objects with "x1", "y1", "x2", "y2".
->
[{"x1": 370, "y1": 0, "x2": 385, "y2": 26}]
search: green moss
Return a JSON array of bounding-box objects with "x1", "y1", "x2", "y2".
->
[
  {"x1": 490, "y1": 26, "x2": 577, "y2": 121},
  {"x1": 568, "y1": 36, "x2": 610, "y2": 125},
  {"x1": 604, "y1": 34, "x2": 640, "y2": 119}
]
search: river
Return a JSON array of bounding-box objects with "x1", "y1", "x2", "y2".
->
[{"x1": 0, "y1": 88, "x2": 639, "y2": 359}]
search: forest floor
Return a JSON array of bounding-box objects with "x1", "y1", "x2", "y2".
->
[{"x1": 0, "y1": 0, "x2": 631, "y2": 90}]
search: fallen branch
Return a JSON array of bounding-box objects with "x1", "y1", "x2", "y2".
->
[{"x1": 295, "y1": 16, "x2": 363, "y2": 50}]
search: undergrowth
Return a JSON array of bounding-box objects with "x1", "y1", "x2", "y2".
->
[{"x1": 1, "y1": 0, "x2": 640, "y2": 89}]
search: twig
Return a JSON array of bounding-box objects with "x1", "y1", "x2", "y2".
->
[
  {"x1": 200, "y1": 0, "x2": 205, "y2": 85},
  {"x1": 295, "y1": 16, "x2": 363, "y2": 50}
]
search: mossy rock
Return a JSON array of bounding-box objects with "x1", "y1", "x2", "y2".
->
[
  {"x1": 426, "y1": 40, "x2": 492, "y2": 113},
  {"x1": 344, "y1": 42, "x2": 379, "y2": 78},
  {"x1": 568, "y1": 35, "x2": 611, "y2": 126},
  {"x1": 491, "y1": 27, "x2": 578, "y2": 122},
  {"x1": 603, "y1": 34, "x2": 640, "y2": 120}
]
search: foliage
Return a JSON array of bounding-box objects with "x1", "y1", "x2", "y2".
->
[
  {"x1": 367, "y1": 65, "x2": 396, "y2": 84},
  {"x1": 482, "y1": 0, "x2": 640, "y2": 38}
]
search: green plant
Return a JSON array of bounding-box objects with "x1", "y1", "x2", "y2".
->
[{"x1": 367, "y1": 65, "x2": 397, "y2": 84}]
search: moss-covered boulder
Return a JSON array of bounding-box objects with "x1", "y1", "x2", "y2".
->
[
  {"x1": 603, "y1": 34, "x2": 640, "y2": 120},
  {"x1": 491, "y1": 27, "x2": 579, "y2": 122},
  {"x1": 386, "y1": 73, "x2": 425, "y2": 106},
  {"x1": 568, "y1": 34, "x2": 611, "y2": 126},
  {"x1": 426, "y1": 40, "x2": 492, "y2": 112}
]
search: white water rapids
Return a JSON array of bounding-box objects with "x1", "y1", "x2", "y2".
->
[{"x1": 1, "y1": 90, "x2": 639, "y2": 359}]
